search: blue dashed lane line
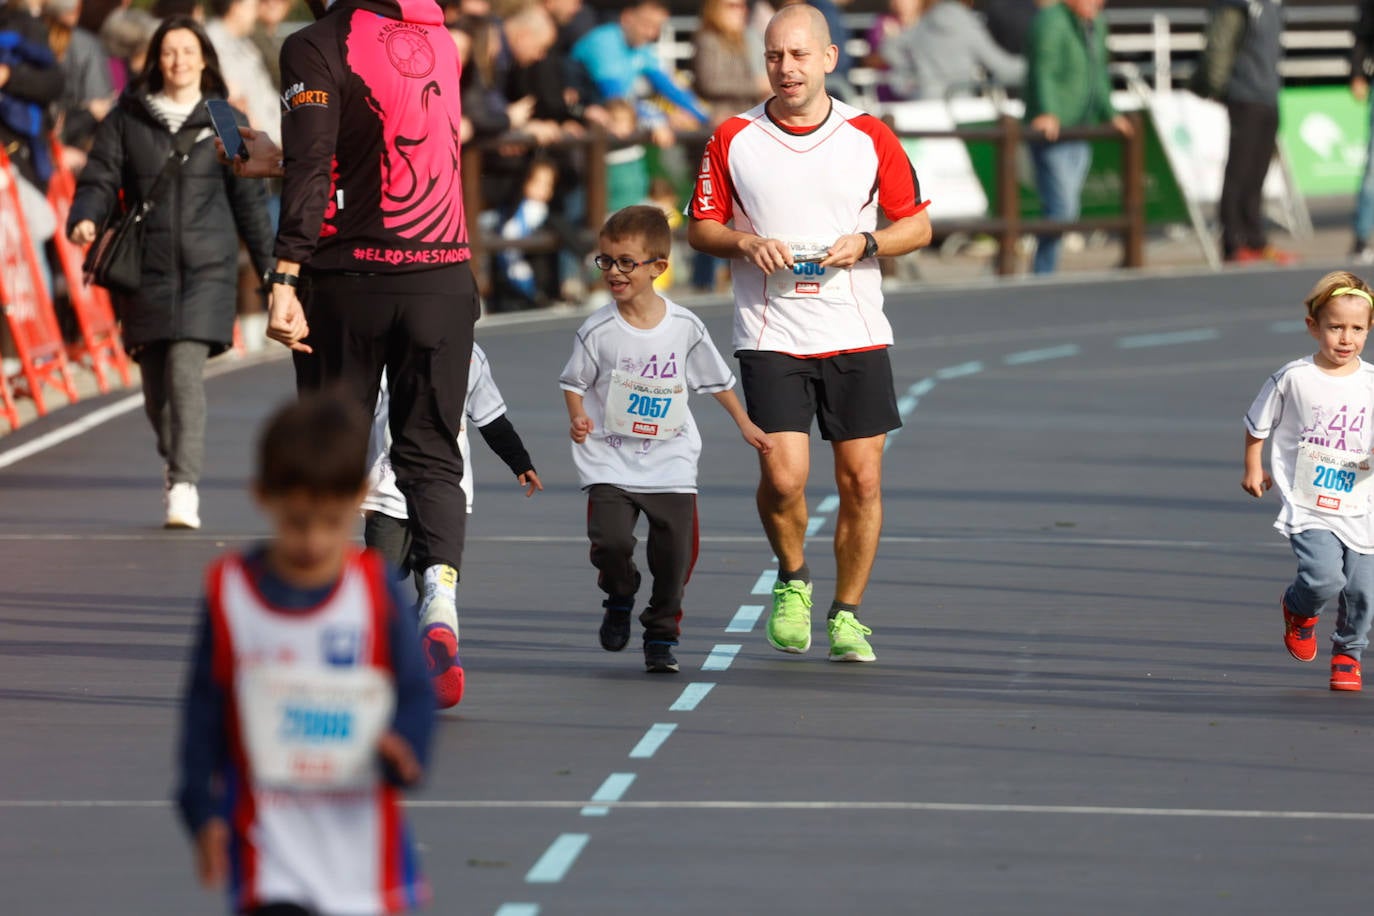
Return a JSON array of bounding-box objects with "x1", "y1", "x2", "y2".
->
[
  {"x1": 1117, "y1": 328, "x2": 1219, "y2": 349},
  {"x1": 702, "y1": 644, "x2": 742, "y2": 672},
  {"x1": 1004, "y1": 344, "x2": 1081, "y2": 365},
  {"x1": 935, "y1": 360, "x2": 984, "y2": 380},
  {"x1": 1269, "y1": 319, "x2": 1307, "y2": 334},
  {"x1": 670, "y1": 682, "x2": 716, "y2": 711},
  {"x1": 581, "y1": 773, "x2": 636, "y2": 817},
  {"x1": 725, "y1": 604, "x2": 764, "y2": 633},
  {"x1": 628, "y1": 723, "x2": 678, "y2": 759},
  {"x1": 505, "y1": 327, "x2": 1230, "y2": 909},
  {"x1": 525, "y1": 834, "x2": 590, "y2": 884},
  {"x1": 805, "y1": 517, "x2": 825, "y2": 536}
]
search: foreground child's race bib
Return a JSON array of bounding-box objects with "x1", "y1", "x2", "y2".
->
[
  {"x1": 1292, "y1": 440, "x2": 1374, "y2": 516},
  {"x1": 604, "y1": 369, "x2": 688, "y2": 440},
  {"x1": 238, "y1": 665, "x2": 395, "y2": 791},
  {"x1": 765, "y1": 239, "x2": 848, "y2": 301}
]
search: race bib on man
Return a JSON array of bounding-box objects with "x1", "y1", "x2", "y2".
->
[
  {"x1": 238, "y1": 665, "x2": 395, "y2": 791},
  {"x1": 604, "y1": 369, "x2": 688, "y2": 440},
  {"x1": 765, "y1": 239, "x2": 848, "y2": 301},
  {"x1": 1292, "y1": 440, "x2": 1374, "y2": 516}
]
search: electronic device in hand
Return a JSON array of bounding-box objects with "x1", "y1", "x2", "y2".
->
[{"x1": 205, "y1": 98, "x2": 247, "y2": 161}]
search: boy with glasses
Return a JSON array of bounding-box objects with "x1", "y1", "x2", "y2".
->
[{"x1": 560, "y1": 205, "x2": 771, "y2": 672}]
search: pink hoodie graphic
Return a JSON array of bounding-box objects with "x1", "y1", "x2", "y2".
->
[
  {"x1": 275, "y1": 0, "x2": 470, "y2": 272},
  {"x1": 348, "y1": 12, "x2": 465, "y2": 244}
]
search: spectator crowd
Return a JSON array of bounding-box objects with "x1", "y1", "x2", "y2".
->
[
  {"x1": 0, "y1": 0, "x2": 1369, "y2": 348},
  {"x1": 0, "y1": 0, "x2": 1040, "y2": 342}
]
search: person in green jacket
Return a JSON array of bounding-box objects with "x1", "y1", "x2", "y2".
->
[{"x1": 1022, "y1": 0, "x2": 1132, "y2": 274}]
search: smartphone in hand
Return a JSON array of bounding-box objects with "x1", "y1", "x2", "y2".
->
[{"x1": 205, "y1": 98, "x2": 247, "y2": 161}]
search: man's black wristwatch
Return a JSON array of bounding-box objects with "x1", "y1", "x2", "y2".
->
[
  {"x1": 860, "y1": 232, "x2": 879, "y2": 260},
  {"x1": 263, "y1": 270, "x2": 299, "y2": 288}
]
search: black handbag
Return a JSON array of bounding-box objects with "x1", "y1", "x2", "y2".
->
[{"x1": 83, "y1": 123, "x2": 201, "y2": 295}]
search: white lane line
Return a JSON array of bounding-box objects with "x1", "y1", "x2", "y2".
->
[
  {"x1": 627, "y1": 723, "x2": 677, "y2": 760},
  {"x1": 525, "y1": 833, "x2": 590, "y2": 884},
  {"x1": 0, "y1": 352, "x2": 282, "y2": 470},
  {"x1": 935, "y1": 360, "x2": 984, "y2": 380},
  {"x1": 750, "y1": 570, "x2": 774, "y2": 594},
  {"x1": 0, "y1": 533, "x2": 1285, "y2": 550},
  {"x1": 1268, "y1": 319, "x2": 1307, "y2": 334},
  {"x1": 0, "y1": 394, "x2": 141, "y2": 471},
  {"x1": 1003, "y1": 344, "x2": 1081, "y2": 366},
  {"x1": 494, "y1": 905, "x2": 540, "y2": 916},
  {"x1": 1116, "y1": 328, "x2": 1220, "y2": 349},
  {"x1": 581, "y1": 773, "x2": 637, "y2": 817},
  {"x1": 805, "y1": 517, "x2": 826, "y2": 536},
  {"x1": 816, "y1": 494, "x2": 840, "y2": 514},
  {"x1": 22, "y1": 799, "x2": 1374, "y2": 821},
  {"x1": 701, "y1": 644, "x2": 741, "y2": 672},
  {"x1": 725, "y1": 605, "x2": 764, "y2": 633},
  {"x1": 876, "y1": 535, "x2": 1285, "y2": 550},
  {"x1": 669, "y1": 682, "x2": 716, "y2": 712}
]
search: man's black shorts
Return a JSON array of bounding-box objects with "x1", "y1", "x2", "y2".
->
[{"x1": 736, "y1": 348, "x2": 901, "y2": 441}]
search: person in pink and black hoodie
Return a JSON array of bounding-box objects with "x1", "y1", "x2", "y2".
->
[{"x1": 264, "y1": 0, "x2": 475, "y2": 710}]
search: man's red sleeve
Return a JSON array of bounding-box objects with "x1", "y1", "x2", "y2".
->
[
  {"x1": 685, "y1": 122, "x2": 739, "y2": 225},
  {"x1": 851, "y1": 115, "x2": 930, "y2": 222}
]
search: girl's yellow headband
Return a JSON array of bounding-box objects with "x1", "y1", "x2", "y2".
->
[{"x1": 1330, "y1": 286, "x2": 1374, "y2": 306}]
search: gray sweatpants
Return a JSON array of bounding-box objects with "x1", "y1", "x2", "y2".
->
[
  {"x1": 586, "y1": 484, "x2": 698, "y2": 644},
  {"x1": 136, "y1": 340, "x2": 210, "y2": 486}
]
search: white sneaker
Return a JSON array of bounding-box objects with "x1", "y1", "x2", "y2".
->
[{"x1": 165, "y1": 482, "x2": 201, "y2": 529}]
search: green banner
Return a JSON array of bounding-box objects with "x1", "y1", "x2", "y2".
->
[
  {"x1": 957, "y1": 112, "x2": 1192, "y2": 225},
  {"x1": 1278, "y1": 86, "x2": 1369, "y2": 197}
]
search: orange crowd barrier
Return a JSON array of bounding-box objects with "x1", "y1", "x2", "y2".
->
[
  {"x1": 0, "y1": 147, "x2": 78, "y2": 427},
  {"x1": 47, "y1": 145, "x2": 132, "y2": 393}
]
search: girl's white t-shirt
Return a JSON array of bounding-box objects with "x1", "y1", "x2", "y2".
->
[
  {"x1": 559, "y1": 299, "x2": 736, "y2": 493},
  {"x1": 1245, "y1": 356, "x2": 1374, "y2": 552}
]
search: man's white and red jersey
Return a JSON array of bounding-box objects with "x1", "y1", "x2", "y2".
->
[
  {"x1": 688, "y1": 97, "x2": 928, "y2": 356},
  {"x1": 206, "y1": 550, "x2": 427, "y2": 914}
]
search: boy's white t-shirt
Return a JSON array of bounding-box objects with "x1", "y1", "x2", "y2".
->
[
  {"x1": 363, "y1": 343, "x2": 507, "y2": 518},
  {"x1": 559, "y1": 298, "x2": 736, "y2": 493},
  {"x1": 1245, "y1": 356, "x2": 1374, "y2": 552}
]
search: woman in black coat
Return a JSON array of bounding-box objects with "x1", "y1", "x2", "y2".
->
[{"x1": 68, "y1": 17, "x2": 273, "y2": 530}]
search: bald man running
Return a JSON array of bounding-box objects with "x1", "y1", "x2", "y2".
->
[{"x1": 687, "y1": 4, "x2": 932, "y2": 663}]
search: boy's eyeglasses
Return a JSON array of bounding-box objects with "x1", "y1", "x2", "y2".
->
[{"x1": 593, "y1": 255, "x2": 661, "y2": 273}]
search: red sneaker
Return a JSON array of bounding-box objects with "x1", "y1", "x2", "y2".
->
[
  {"x1": 1259, "y1": 245, "x2": 1298, "y2": 266},
  {"x1": 1331, "y1": 654, "x2": 1362, "y2": 691},
  {"x1": 422, "y1": 623, "x2": 465, "y2": 708},
  {"x1": 1229, "y1": 246, "x2": 1298, "y2": 266},
  {"x1": 1282, "y1": 603, "x2": 1319, "y2": 662}
]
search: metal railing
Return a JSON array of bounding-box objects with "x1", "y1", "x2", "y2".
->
[
  {"x1": 889, "y1": 114, "x2": 1147, "y2": 276},
  {"x1": 459, "y1": 127, "x2": 711, "y2": 295},
  {"x1": 462, "y1": 115, "x2": 1145, "y2": 285}
]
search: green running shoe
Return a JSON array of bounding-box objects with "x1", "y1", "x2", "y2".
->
[
  {"x1": 827, "y1": 610, "x2": 876, "y2": 663},
  {"x1": 767, "y1": 579, "x2": 813, "y2": 653}
]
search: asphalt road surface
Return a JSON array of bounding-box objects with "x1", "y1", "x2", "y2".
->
[{"x1": 2, "y1": 267, "x2": 1369, "y2": 915}]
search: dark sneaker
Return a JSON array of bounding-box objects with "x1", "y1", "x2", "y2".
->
[
  {"x1": 644, "y1": 641, "x2": 679, "y2": 674},
  {"x1": 1331, "y1": 655, "x2": 1362, "y2": 691},
  {"x1": 599, "y1": 597, "x2": 633, "y2": 652},
  {"x1": 1282, "y1": 601, "x2": 1319, "y2": 662}
]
